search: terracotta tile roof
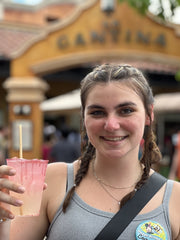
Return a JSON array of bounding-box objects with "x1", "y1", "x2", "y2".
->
[
  {"x1": 4, "y1": 4, "x2": 75, "y2": 26},
  {"x1": 0, "y1": 3, "x2": 76, "y2": 58},
  {"x1": 0, "y1": 26, "x2": 39, "y2": 58}
]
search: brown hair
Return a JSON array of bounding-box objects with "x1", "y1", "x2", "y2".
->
[{"x1": 63, "y1": 63, "x2": 161, "y2": 212}]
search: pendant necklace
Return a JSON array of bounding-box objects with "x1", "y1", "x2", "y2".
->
[
  {"x1": 92, "y1": 160, "x2": 138, "y2": 206},
  {"x1": 98, "y1": 179, "x2": 122, "y2": 205}
]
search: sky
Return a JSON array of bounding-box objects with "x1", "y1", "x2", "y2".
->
[{"x1": 12, "y1": 0, "x2": 43, "y2": 5}]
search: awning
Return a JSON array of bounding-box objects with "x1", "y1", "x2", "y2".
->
[
  {"x1": 154, "y1": 92, "x2": 180, "y2": 113},
  {"x1": 40, "y1": 89, "x2": 81, "y2": 114}
]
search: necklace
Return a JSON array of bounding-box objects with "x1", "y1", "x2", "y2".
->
[
  {"x1": 92, "y1": 161, "x2": 139, "y2": 206},
  {"x1": 96, "y1": 178, "x2": 137, "y2": 206},
  {"x1": 92, "y1": 160, "x2": 138, "y2": 189},
  {"x1": 98, "y1": 180, "x2": 122, "y2": 205}
]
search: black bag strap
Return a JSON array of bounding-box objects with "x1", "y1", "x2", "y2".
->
[{"x1": 94, "y1": 172, "x2": 167, "y2": 240}]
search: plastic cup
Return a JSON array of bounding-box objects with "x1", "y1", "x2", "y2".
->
[{"x1": 6, "y1": 158, "x2": 48, "y2": 216}]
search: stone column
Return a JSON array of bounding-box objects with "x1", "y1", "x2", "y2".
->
[{"x1": 3, "y1": 76, "x2": 49, "y2": 159}]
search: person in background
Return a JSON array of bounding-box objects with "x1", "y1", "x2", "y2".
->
[
  {"x1": 49, "y1": 126, "x2": 80, "y2": 163},
  {"x1": 0, "y1": 64, "x2": 180, "y2": 239},
  {"x1": 0, "y1": 126, "x2": 9, "y2": 165},
  {"x1": 42, "y1": 134, "x2": 56, "y2": 161},
  {"x1": 42, "y1": 124, "x2": 58, "y2": 161},
  {"x1": 169, "y1": 131, "x2": 180, "y2": 180}
]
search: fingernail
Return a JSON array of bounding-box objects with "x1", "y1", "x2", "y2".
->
[
  {"x1": 15, "y1": 199, "x2": 23, "y2": 206},
  {"x1": 9, "y1": 213, "x2": 15, "y2": 219},
  {"x1": 9, "y1": 169, "x2": 16, "y2": 175},
  {"x1": 18, "y1": 186, "x2": 25, "y2": 192}
]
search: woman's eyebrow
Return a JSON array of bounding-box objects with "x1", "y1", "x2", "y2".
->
[
  {"x1": 87, "y1": 105, "x2": 104, "y2": 110},
  {"x1": 86, "y1": 102, "x2": 136, "y2": 110},
  {"x1": 115, "y1": 102, "x2": 137, "y2": 108}
]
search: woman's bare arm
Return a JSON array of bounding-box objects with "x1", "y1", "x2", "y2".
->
[{"x1": 170, "y1": 181, "x2": 180, "y2": 240}]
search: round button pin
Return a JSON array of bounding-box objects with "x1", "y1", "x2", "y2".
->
[{"x1": 136, "y1": 221, "x2": 168, "y2": 240}]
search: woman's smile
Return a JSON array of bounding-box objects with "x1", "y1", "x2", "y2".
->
[{"x1": 100, "y1": 135, "x2": 128, "y2": 143}]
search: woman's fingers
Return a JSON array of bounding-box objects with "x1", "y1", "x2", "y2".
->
[
  {"x1": 0, "y1": 165, "x2": 16, "y2": 177},
  {"x1": 0, "y1": 165, "x2": 25, "y2": 219},
  {"x1": 0, "y1": 178, "x2": 25, "y2": 193},
  {"x1": 0, "y1": 190, "x2": 23, "y2": 207},
  {"x1": 0, "y1": 165, "x2": 25, "y2": 193},
  {"x1": 0, "y1": 205, "x2": 14, "y2": 220}
]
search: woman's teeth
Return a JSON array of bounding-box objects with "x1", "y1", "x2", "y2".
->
[{"x1": 103, "y1": 136, "x2": 126, "y2": 141}]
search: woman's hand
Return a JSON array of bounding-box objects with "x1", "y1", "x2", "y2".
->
[{"x1": 0, "y1": 165, "x2": 25, "y2": 220}]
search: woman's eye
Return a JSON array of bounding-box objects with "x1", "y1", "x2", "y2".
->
[
  {"x1": 120, "y1": 108, "x2": 134, "y2": 115},
  {"x1": 90, "y1": 111, "x2": 105, "y2": 117}
]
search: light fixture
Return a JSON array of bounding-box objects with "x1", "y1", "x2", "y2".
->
[
  {"x1": 13, "y1": 105, "x2": 31, "y2": 116},
  {"x1": 22, "y1": 105, "x2": 31, "y2": 115},
  {"x1": 101, "y1": 0, "x2": 115, "y2": 14}
]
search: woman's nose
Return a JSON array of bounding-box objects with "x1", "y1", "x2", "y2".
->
[{"x1": 104, "y1": 116, "x2": 120, "y2": 131}]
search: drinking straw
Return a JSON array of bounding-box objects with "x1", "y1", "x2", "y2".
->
[
  {"x1": 19, "y1": 124, "x2": 23, "y2": 215},
  {"x1": 19, "y1": 124, "x2": 23, "y2": 159}
]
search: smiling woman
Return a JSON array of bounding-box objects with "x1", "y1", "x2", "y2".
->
[{"x1": 0, "y1": 63, "x2": 180, "y2": 240}]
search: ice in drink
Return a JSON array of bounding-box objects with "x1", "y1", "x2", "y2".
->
[{"x1": 6, "y1": 158, "x2": 48, "y2": 216}]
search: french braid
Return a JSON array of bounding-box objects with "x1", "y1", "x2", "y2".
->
[
  {"x1": 63, "y1": 123, "x2": 95, "y2": 212},
  {"x1": 63, "y1": 63, "x2": 161, "y2": 212}
]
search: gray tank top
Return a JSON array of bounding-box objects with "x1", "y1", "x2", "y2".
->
[{"x1": 46, "y1": 163, "x2": 173, "y2": 240}]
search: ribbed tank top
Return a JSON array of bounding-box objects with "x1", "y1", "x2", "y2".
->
[{"x1": 46, "y1": 163, "x2": 173, "y2": 240}]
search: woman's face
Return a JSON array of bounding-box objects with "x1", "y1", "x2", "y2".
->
[{"x1": 84, "y1": 82, "x2": 149, "y2": 160}]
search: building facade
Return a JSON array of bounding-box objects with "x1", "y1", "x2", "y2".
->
[{"x1": 0, "y1": 0, "x2": 180, "y2": 159}]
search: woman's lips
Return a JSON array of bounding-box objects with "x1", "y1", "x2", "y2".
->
[{"x1": 101, "y1": 136, "x2": 127, "y2": 141}]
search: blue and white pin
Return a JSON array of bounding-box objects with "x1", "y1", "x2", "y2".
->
[{"x1": 136, "y1": 221, "x2": 168, "y2": 240}]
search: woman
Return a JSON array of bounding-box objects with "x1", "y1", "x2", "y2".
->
[{"x1": 0, "y1": 64, "x2": 180, "y2": 239}]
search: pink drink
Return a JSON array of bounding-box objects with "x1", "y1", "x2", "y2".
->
[{"x1": 6, "y1": 158, "x2": 48, "y2": 216}]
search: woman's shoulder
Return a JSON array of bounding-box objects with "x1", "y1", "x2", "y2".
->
[
  {"x1": 46, "y1": 161, "x2": 78, "y2": 178},
  {"x1": 170, "y1": 179, "x2": 180, "y2": 195},
  {"x1": 44, "y1": 162, "x2": 77, "y2": 222},
  {"x1": 166, "y1": 179, "x2": 180, "y2": 209},
  {"x1": 45, "y1": 161, "x2": 79, "y2": 191},
  {"x1": 169, "y1": 180, "x2": 180, "y2": 239},
  {"x1": 46, "y1": 162, "x2": 67, "y2": 177},
  {"x1": 45, "y1": 162, "x2": 68, "y2": 198},
  {"x1": 171, "y1": 180, "x2": 180, "y2": 196}
]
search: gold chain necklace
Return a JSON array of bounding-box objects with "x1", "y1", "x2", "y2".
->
[
  {"x1": 92, "y1": 160, "x2": 138, "y2": 189},
  {"x1": 92, "y1": 161, "x2": 138, "y2": 205},
  {"x1": 98, "y1": 179, "x2": 122, "y2": 205},
  {"x1": 92, "y1": 161, "x2": 140, "y2": 206},
  {"x1": 98, "y1": 179, "x2": 137, "y2": 205}
]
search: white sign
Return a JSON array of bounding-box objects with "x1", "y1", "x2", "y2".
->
[{"x1": 12, "y1": 120, "x2": 33, "y2": 151}]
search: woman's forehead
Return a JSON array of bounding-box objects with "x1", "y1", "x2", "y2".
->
[
  {"x1": 87, "y1": 82, "x2": 139, "y2": 97},
  {"x1": 85, "y1": 82, "x2": 143, "y2": 105}
]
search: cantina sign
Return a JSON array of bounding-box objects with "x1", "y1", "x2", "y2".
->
[{"x1": 57, "y1": 20, "x2": 166, "y2": 50}]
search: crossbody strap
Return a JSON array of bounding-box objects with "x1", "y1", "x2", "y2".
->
[{"x1": 94, "y1": 172, "x2": 167, "y2": 240}]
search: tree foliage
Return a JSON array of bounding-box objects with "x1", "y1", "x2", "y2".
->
[{"x1": 118, "y1": 0, "x2": 180, "y2": 21}]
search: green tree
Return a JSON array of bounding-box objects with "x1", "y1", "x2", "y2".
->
[
  {"x1": 118, "y1": 0, "x2": 180, "y2": 21},
  {"x1": 118, "y1": 0, "x2": 180, "y2": 81}
]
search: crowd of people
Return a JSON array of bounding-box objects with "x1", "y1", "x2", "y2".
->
[
  {"x1": 42, "y1": 123, "x2": 81, "y2": 163},
  {"x1": 0, "y1": 63, "x2": 179, "y2": 239}
]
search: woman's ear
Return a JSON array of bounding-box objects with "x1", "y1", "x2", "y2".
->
[{"x1": 145, "y1": 105, "x2": 154, "y2": 126}]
